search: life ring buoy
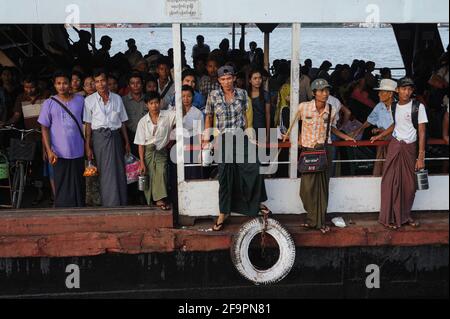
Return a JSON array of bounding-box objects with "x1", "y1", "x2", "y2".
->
[{"x1": 231, "y1": 218, "x2": 296, "y2": 285}]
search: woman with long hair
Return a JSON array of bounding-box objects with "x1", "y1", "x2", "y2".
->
[{"x1": 247, "y1": 69, "x2": 271, "y2": 142}]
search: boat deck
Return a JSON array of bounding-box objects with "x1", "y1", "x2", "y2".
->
[{"x1": 0, "y1": 208, "x2": 447, "y2": 258}]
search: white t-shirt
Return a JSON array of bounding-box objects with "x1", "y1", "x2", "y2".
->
[
  {"x1": 168, "y1": 106, "x2": 205, "y2": 139},
  {"x1": 84, "y1": 92, "x2": 129, "y2": 130},
  {"x1": 327, "y1": 95, "x2": 343, "y2": 122},
  {"x1": 134, "y1": 110, "x2": 176, "y2": 150},
  {"x1": 393, "y1": 100, "x2": 428, "y2": 144}
]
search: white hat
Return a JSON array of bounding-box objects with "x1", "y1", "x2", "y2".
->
[{"x1": 374, "y1": 79, "x2": 397, "y2": 92}]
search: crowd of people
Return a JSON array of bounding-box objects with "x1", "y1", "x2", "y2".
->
[{"x1": 0, "y1": 31, "x2": 448, "y2": 232}]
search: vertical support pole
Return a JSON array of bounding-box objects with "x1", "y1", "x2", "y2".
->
[
  {"x1": 173, "y1": 24, "x2": 185, "y2": 187},
  {"x1": 289, "y1": 23, "x2": 301, "y2": 178},
  {"x1": 240, "y1": 23, "x2": 246, "y2": 52},
  {"x1": 91, "y1": 24, "x2": 97, "y2": 53},
  {"x1": 232, "y1": 24, "x2": 236, "y2": 50},
  {"x1": 264, "y1": 32, "x2": 270, "y2": 90}
]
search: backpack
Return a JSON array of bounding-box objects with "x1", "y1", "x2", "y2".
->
[
  {"x1": 391, "y1": 99, "x2": 427, "y2": 150},
  {"x1": 391, "y1": 99, "x2": 420, "y2": 131}
]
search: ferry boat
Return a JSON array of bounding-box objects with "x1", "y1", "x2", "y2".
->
[{"x1": 0, "y1": 0, "x2": 448, "y2": 298}]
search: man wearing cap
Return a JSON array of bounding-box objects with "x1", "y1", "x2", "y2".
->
[
  {"x1": 371, "y1": 77, "x2": 428, "y2": 229},
  {"x1": 203, "y1": 66, "x2": 270, "y2": 231},
  {"x1": 290, "y1": 79, "x2": 355, "y2": 234},
  {"x1": 351, "y1": 79, "x2": 397, "y2": 176},
  {"x1": 93, "y1": 35, "x2": 112, "y2": 68},
  {"x1": 125, "y1": 38, "x2": 143, "y2": 69}
]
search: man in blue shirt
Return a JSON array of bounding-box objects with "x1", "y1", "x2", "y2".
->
[{"x1": 351, "y1": 79, "x2": 397, "y2": 175}]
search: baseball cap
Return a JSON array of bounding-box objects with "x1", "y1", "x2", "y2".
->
[
  {"x1": 126, "y1": 38, "x2": 136, "y2": 45},
  {"x1": 217, "y1": 66, "x2": 235, "y2": 78},
  {"x1": 397, "y1": 77, "x2": 415, "y2": 88},
  {"x1": 311, "y1": 78, "x2": 332, "y2": 91}
]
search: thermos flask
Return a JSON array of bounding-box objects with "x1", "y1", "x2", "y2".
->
[
  {"x1": 138, "y1": 175, "x2": 149, "y2": 191},
  {"x1": 416, "y1": 169, "x2": 429, "y2": 191}
]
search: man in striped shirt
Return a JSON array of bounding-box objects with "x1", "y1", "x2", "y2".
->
[{"x1": 292, "y1": 79, "x2": 355, "y2": 234}]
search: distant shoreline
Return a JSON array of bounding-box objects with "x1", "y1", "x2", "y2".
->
[{"x1": 74, "y1": 23, "x2": 449, "y2": 29}]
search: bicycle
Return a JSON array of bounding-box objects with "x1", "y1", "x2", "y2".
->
[{"x1": 0, "y1": 125, "x2": 40, "y2": 208}]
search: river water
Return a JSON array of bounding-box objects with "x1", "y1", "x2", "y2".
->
[{"x1": 68, "y1": 27, "x2": 449, "y2": 74}]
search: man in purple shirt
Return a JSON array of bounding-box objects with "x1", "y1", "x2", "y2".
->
[{"x1": 38, "y1": 70, "x2": 85, "y2": 207}]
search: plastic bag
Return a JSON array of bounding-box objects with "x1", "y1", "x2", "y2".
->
[
  {"x1": 125, "y1": 154, "x2": 140, "y2": 184},
  {"x1": 331, "y1": 217, "x2": 347, "y2": 228},
  {"x1": 83, "y1": 161, "x2": 99, "y2": 177}
]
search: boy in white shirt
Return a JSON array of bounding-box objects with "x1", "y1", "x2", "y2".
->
[{"x1": 134, "y1": 92, "x2": 176, "y2": 210}]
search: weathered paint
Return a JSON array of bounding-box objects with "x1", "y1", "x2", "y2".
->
[
  {"x1": 1, "y1": 0, "x2": 448, "y2": 23},
  {"x1": 0, "y1": 212, "x2": 448, "y2": 258},
  {"x1": 178, "y1": 176, "x2": 450, "y2": 216}
]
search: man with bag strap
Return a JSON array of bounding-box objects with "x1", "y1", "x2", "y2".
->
[
  {"x1": 290, "y1": 79, "x2": 355, "y2": 234},
  {"x1": 38, "y1": 70, "x2": 86, "y2": 208},
  {"x1": 371, "y1": 77, "x2": 428, "y2": 229}
]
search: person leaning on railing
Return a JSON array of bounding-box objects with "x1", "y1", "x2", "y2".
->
[
  {"x1": 287, "y1": 79, "x2": 355, "y2": 234},
  {"x1": 202, "y1": 66, "x2": 271, "y2": 232},
  {"x1": 351, "y1": 79, "x2": 397, "y2": 176}
]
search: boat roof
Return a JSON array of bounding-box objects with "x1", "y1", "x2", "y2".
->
[{"x1": 1, "y1": 0, "x2": 448, "y2": 24}]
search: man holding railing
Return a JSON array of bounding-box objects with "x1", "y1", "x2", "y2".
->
[
  {"x1": 291, "y1": 79, "x2": 355, "y2": 234},
  {"x1": 203, "y1": 66, "x2": 270, "y2": 231},
  {"x1": 371, "y1": 77, "x2": 428, "y2": 229}
]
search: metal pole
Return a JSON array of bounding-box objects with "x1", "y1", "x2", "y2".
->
[
  {"x1": 90, "y1": 24, "x2": 97, "y2": 53},
  {"x1": 172, "y1": 24, "x2": 186, "y2": 186},
  {"x1": 232, "y1": 24, "x2": 236, "y2": 50},
  {"x1": 289, "y1": 23, "x2": 301, "y2": 178},
  {"x1": 264, "y1": 32, "x2": 270, "y2": 91},
  {"x1": 241, "y1": 24, "x2": 246, "y2": 52}
]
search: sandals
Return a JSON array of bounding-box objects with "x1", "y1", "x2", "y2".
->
[
  {"x1": 301, "y1": 223, "x2": 331, "y2": 234},
  {"x1": 213, "y1": 221, "x2": 225, "y2": 232},
  {"x1": 386, "y1": 224, "x2": 399, "y2": 230},
  {"x1": 320, "y1": 226, "x2": 331, "y2": 234},
  {"x1": 213, "y1": 214, "x2": 230, "y2": 232},
  {"x1": 260, "y1": 205, "x2": 273, "y2": 218},
  {"x1": 406, "y1": 219, "x2": 420, "y2": 228},
  {"x1": 156, "y1": 201, "x2": 171, "y2": 211}
]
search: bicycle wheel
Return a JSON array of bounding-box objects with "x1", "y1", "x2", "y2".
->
[
  {"x1": 11, "y1": 162, "x2": 25, "y2": 209},
  {"x1": 16, "y1": 163, "x2": 25, "y2": 209},
  {"x1": 11, "y1": 163, "x2": 20, "y2": 207}
]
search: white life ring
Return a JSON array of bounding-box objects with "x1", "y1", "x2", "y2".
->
[{"x1": 231, "y1": 218, "x2": 296, "y2": 285}]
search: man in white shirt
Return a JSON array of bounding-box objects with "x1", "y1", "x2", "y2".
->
[
  {"x1": 84, "y1": 69, "x2": 131, "y2": 207},
  {"x1": 371, "y1": 77, "x2": 428, "y2": 229}
]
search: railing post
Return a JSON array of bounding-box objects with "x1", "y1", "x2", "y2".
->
[
  {"x1": 172, "y1": 23, "x2": 185, "y2": 183},
  {"x1": 289, "y1": 23, "x2": 301, "y2": 178}
]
